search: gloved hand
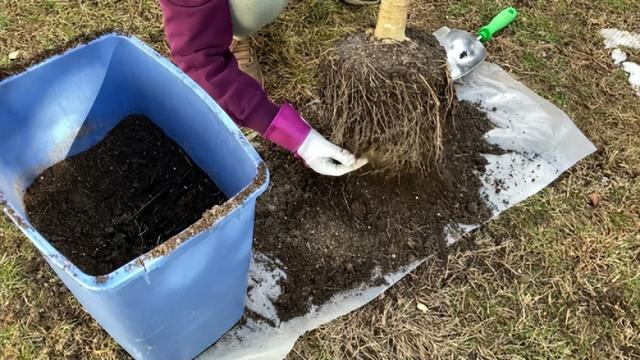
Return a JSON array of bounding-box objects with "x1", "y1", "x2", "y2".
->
[
  {"x1": 264, "y1": 103, "x2": 367, "y2": 176},
  {"x1": 297, "y1": 130, "x2": 368, "y2": 176}
]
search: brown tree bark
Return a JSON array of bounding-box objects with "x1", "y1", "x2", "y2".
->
[{"x1": 373, "y1": 0, "x2": 409, "y2": 41}]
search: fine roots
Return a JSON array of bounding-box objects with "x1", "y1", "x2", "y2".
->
[{"x1": 320, "y1": 29, "x2": 454, "y2": 176}]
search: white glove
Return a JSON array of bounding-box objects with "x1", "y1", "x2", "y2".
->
[{"x1": 297, "y1": 130, "x2": 368, "y2": 176}]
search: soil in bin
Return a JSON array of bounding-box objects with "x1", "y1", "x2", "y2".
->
[
  {"x1": 24, "y1": 116, "x2": 227, "y2": 276},
  {"x1": 253, "y1": 101, "x2": 501, "y2": 321}
]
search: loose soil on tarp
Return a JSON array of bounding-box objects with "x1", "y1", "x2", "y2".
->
[
  {"x1": 254, "y1": 100, "x2": 500, "y2": 321},
  {"x1": 24, "y1": 116, "x2": 226, "y2": 276}
]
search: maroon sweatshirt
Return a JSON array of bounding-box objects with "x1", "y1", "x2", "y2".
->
[{"x1": 160, "y1": 0, "x2": 312, "y2": 153}]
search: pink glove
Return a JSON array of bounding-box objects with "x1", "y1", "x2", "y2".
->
[{"x1": 264, "y1": 104, "x2": 368, "y2": 176}]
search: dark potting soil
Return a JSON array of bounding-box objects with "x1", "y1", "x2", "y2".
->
[
  {"x1": 253, "y1": 100, "x2": 499, "y2": 321},
  {"x1": 24, "y1": 116, "x2": 227, "y2": 276}
]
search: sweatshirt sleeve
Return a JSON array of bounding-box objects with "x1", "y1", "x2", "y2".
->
[{"x1": 159, "y1": 0, "x2": 278, "y2": 134}]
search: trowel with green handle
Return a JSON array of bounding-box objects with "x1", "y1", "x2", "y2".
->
[{"x1": 435, "y1": 7, "x2": 518, "y2": 80}]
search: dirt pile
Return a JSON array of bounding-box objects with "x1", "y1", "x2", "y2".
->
[
  {"x1": 24, "y1": 116, "x2": 226, "y2": 276},
  {"x1": 254, "y1": 100, "x2": 499, "y2": 321},
  {"x1": 247, "y1": 27, "x2": 506, "y2": 321}
]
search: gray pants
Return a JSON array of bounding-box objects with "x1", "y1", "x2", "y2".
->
[{"x1": 229, "y1": 0, "x2": 289, "y2": 38}]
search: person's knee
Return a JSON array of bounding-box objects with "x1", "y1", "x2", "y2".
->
[{"x1": 229, "y1": 0, "x2": 288, "y2": 38}]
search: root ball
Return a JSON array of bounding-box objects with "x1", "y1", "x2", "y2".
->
[{"x1": 320, "y1": 29, "x2": 454, "y2": 175}]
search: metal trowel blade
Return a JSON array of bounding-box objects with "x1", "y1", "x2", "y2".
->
[{"x1": 434, "y1": 27, "x2": 487, "y2": 80}]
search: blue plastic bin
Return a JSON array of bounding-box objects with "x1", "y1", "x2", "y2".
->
[{"x1": 0, "y1": 34, "x2": 269, "y2": 359}]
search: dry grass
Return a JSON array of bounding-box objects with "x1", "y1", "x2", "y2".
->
[{"x1": 1, "y1": 0, "x2": 639, "y2": 359}]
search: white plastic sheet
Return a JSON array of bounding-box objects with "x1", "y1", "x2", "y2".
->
[{"x1": 200, "y1": 58, "x2": 596, "y2": 360}]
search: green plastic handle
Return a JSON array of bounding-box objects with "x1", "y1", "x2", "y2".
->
[{"x1": 477, "y1": 7, "x2": 518, "y2": 42}]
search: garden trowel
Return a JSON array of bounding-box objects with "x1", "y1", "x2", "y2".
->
[{"x1": 435, "y1": 7, "x2": 518, "y2": 80}]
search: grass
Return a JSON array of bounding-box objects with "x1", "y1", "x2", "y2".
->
[
  {"x1": 1, "y1": 0, "x2": 639, "y2": 359},
  {"x1": 0, "y1": 255, "x2": 25, "y2": 297}
]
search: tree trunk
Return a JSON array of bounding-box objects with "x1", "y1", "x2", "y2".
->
[{"x1": 373, "y1": 0, "x2": 409, "y2": 41}]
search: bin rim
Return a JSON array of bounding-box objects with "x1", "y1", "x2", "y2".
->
[{"x1": 0, "y1": 32, "x2": 270, "y2": 291}]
